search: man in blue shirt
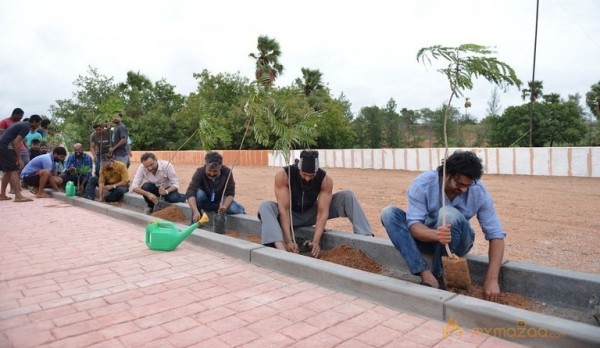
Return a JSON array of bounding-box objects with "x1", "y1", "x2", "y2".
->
[
  {"x1": 20, "y1": 147, "x2": 67, "y2": 198},
  {"x1": 381, "y1": 150, "x2": 506, "y2": 302},
  {"x1": 62, "y1": 143, "x2": 93, "y2": 195}
]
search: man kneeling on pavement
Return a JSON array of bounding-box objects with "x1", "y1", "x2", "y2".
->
[{"x1": 84, "y1": 154, "x2": 129, "y2": 202}]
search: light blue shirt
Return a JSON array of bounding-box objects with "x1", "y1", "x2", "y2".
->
[
  {"x1": 406, "y1": 170, "x2": 506, "y2": 240},
  {"x1": 20, "y1": 153, "x2": 55, "y2": 178}
]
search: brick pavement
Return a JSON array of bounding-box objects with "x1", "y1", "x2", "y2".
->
[{"x1": 0, "y1": 196, "x2": 525, "y2": 347}]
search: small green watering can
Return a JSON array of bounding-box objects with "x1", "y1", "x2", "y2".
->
[{"x1": 146, "y1": 221, "x2": 199, "y2": 251}]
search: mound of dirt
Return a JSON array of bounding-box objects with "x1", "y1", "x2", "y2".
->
[
  {"x1": 448, "y1": 284, "x2": 544, "y2": 313},
  {"x1": 151, "y1": 205, "x2": 188, "y2": 224},
  {"x1": 318, "y1": 244, "x2": 383, "y2": 274}
]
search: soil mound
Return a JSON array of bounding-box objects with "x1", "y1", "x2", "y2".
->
[
  {"x1": 151, "y1": 206, "x2": 188, "y2": 223},
  {"x1": 319, "y1": 244, "x2": 383, "y2": 274}
]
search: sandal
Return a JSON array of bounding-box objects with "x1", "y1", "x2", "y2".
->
[
  {"x1": 0, "y1": 196, "x2": 12, "y2": 201},
  {"x1": 419, "y1": 281, "x2": 434, "y2": 287},
  {"x1": 14, "y1": 197, "x2": 33, "y2": 203}
]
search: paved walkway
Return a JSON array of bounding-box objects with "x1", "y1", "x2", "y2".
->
[{"x1": 0, "y1": 196, "x2": 524, "y2": 347}]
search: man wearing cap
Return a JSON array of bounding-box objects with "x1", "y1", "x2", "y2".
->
[
  {"x1": 83, "y1": 154, "x2": 129, "y2": 202},
  {"x1": 258, "y1": 150, "x2": 373, "y2": 257},
  {"x1": 185, "y1": 151, "x2": 246, "y2": 222}
]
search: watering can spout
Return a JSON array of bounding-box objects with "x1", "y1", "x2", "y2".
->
[{"x1": 146, "y1": 220, "x2": 199, "y2": 251}]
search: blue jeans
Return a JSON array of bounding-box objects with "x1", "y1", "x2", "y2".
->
[
  {"x1": 141, "y1": 182, "x2": 185, "y2": 208},
  {"x1": 195, "y1": 189, "x2": 245, "y2": 214},
  {"x1": 380, "y1": 205, "x2": 474, "y2": 277}
]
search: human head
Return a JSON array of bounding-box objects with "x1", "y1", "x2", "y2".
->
[
  {"x1": 437, "y1": 150, "x2": 483, "y2": 181},
  {"x1": 73, "y1": 143, "x2": 84, "y2": 156},
  {"x1": 101, "y1": 154, "x2": 114, "y2": 169},
  {"x1": 28, "y1": 114, "x2": 42, "y2": 129},
  {"x1": 113, "y1": 113, "x2": 122, "y2": 125},
  {"x1": 297, "y1": 150, "x2": 319, "y2": 182},
  {"x1": 40, "y1": 142, "x2": 48, "y2": 153},
  {"x1": 40, "y1": 118, "x2": 51, "y2": 129},
  {"x1": 10, "y1": 108, "x2": 24, "y2": 122},
  {"x1": 52, "y1": 146, "x2": 68, "y2": 162},
  {"x1": 93, "y1": 124, "x2": 105, "y2": 134},
  {"x1": 141, "y1": 152, "x2": 158, "y2": 172},
  {"x1": 30, "y1": 138, "x2": 41, "y2": 150},
  {"x1": 204, "y1": 151, "x2": 223, "y2": 178}
]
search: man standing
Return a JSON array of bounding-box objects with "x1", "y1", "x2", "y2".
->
[
  {"x1": 258, "y1": 150, "x2": 373, "y2": 257},
  {"x1": 0, "y1": 114, "x2": 41, "y2": 202},
  {"x1": 0, "y1": 108, "x2": 30, "y2": 166},
  {"x1": 90, "y1": 123, "x2": 111, "y2": 177},
  {"x1": 185, "y1": 151, "x2": 245, "y2": 222},
  {"x1": 62, "y1": 143, "x2": 93, "y2": 195},
  {"x1": 84, "y1": 154, "x2": 129, "y2": 202},
  {"x1": 20, "y1": 146, "x2": 67, "y2": 198},
  {"x1": 108, "y1": 114, "x2": 129, "y2": 167},
  {"x1": 380, "y1": 150, "x2": 506, "y2": 302},
  {"x1": 131, "y1": 152, "x2": 186, "y2": 214}
]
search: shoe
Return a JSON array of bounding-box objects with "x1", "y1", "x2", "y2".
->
[{"x1": 143, "y1": 207, "x2": 152, "y2": 215}]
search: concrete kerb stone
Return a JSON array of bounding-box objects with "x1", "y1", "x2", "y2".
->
[
  {"x1": 250, "y1": 246, "x2": 452, "y2": 321},
  {"x1": 48, "y1": 190, "x2": 600, "y2": 346},
  {"x1": 445, "y1": 295, "x2": 600, "y2": 348}
]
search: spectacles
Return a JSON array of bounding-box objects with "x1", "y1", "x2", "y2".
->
[{"x1": 453, "y1": 176, "x2": 477, "y2": 189}]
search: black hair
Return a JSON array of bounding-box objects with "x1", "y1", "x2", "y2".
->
[
  {"x1": 52, "y1": 146, "x2": 68, "y2": 156},
  {"x1": 41, "y1": 118, "x2": 51, "y2": 127},
  {"x1": 437, "y1": 150, "x2": 483, "y2": 181},
  {"x1": 298, "y1": 150, "x2": 319, "y2": 173},
  {"x1": 28, "y1": 114, "x2": 42, "y2": 123},
  {"x1": 22, "y1": 118, "x2": 29, "y2": 122},
  {"x1": 31, "y1": 139, "x2": 41, "y2": 145},
  {"x1": 12, "y1": 108, "x2": 24, "y2": 116},
  {"x1": 205, "y1": 151, "x2": 223, "y2": 167},
  {"x1": 141, "y1": 152, "x2": 156, "y2": 162},
  {"x1": 300, "y1": 150, "x2": 319, "y2": 159}
]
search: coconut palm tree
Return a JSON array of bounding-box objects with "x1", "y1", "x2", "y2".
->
[
  {"x1": 521, "y1": 80, "x2": 544, "y2": 102},
  {"x1": 294, "y1": 68, "x2": 324, "y2": 96},
  {"x1": 248, "y1": 35, "x2": 284, "y2": 88}
]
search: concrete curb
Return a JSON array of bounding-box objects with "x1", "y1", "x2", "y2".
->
[{"x1": 51, "y1": 192, "x2": 600, "y2": 347}]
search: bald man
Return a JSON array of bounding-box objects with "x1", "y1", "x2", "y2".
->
[{"x1": 62, "y1": 143, "x2": 93, "y2": 195}]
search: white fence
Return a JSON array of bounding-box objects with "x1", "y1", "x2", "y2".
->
[{"x1": 268, "y1": 147, "x2": 600, "y2": 177}]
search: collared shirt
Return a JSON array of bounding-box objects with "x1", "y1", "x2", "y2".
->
[
  {"x1": 406, "y1": 170, "x2": 506, "y2": 240},
  {"x1": 99, "y1": 160, "x2": 129, "y2": 186},
  {"x1": 20, "y1": 153, "x2": 56, "y2": 178},
  {"x1": 131, "y1": 160, "x2": 180, "y2": 190},
  {"x1": 64, "y1": 153, "x2": 93, "y2": 179}
]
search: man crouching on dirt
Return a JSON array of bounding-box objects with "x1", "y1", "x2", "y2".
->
[{"x1": 258, "y1": 150, "x2": 373, "y2": 257}]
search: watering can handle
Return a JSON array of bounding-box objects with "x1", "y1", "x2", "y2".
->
[{"x1": 157, "y1": 221, "x2": 174, "y2": 228}]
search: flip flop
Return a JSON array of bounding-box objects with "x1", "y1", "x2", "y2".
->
[
  {"x1": 0, "y1": 196, "x2": 12, "y2": 201},
  {"x1": 14, "y1": 197, "x2": 33, "y2": 203},
  {"x1": 419, "y1": 281, "x2": 433, "y2": 287}
]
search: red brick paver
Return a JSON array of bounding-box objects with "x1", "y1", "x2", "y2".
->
[{"x1": 0, "y1": 197, "x2": 525, "y2": 347}]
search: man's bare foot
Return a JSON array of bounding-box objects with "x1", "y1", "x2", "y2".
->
[
  {"x1": 36, "y1": 193, "x2": 52, "y2": 198},
  {"x1": 420, "y1": 270, "x2": 440, "y2": 289},
  {"x1": 0, "y1": 195, "x2": 12, "y2": 201}
]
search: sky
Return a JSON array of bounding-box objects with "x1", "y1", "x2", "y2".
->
[{"x1": 1, "y1": 0, "x2": 599, "y2": 121}]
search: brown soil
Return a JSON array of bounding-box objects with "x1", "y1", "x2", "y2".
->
[
  {"x1": 224, "y1": 230, "x2": 262, "y2": 244},
  {"x1": 449, "y1": 285, "x2": 544, "y2": 313},
  {"x1": 151, "y1": 205, "x2": 188, "y2": 224},
  {"x1": 318, "y1": 244, "x2": 383, "y2": 273}
]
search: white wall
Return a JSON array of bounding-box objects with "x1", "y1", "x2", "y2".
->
[{"x1": 268, "y1": 147, "x2": 600, "y2": 177}]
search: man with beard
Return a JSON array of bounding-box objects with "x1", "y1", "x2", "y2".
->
[
  {"x1": 62, "y1": 143, "x2": 93, "y2": 195},
  {"x1": 108, "y1": 114, "x2": 129, "y2": 167},
  {"x1": 258, "y1": 150, "x2": 373, "y2": 257},
  {"x1": 20, "y1": 146, "x2": 67, "y2": 198},
  {"x1": 380, "y1": 150, "x2": 506, "y2": 302},
  {"x1": 0, "y1": 113, "x2": 42, "y2": 202},
  {"x1": 185, "y1": 151, "x2": 246, "y2": 222}
]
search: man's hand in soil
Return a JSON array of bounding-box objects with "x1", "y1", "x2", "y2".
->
[
  {"x1": 484, "y1": 280, "x2": 500, "y2": 302},
  {"x1": 286, "y1": 241, "x2": 299, "y2": 253},
  {"x1": 146, "y1": 193, "x2": 159, "y2": 205},
  {"x1": 308, "y1": 241, "x2": 321, "y2": 258}
]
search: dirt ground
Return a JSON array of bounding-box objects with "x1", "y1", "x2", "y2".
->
[{"x1": 129, "y1": 162, "x2": 600, "y2": 274}]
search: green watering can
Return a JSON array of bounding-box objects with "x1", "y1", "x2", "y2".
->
[{"x1": 146, "y1": 221, "x2": 199, "y2": 251}]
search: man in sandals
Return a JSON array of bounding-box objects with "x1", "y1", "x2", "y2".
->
[
  {"x1": 0, "y1": 113, "x2": 42, "y2": 202},
  {"x1": 20, "y1": 146, "x2": 67, "y2": 198},
  {"x1": 258, "y1": 150, "x2": 373, "y2": 257}
]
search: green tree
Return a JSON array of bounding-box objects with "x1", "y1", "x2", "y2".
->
[
  {"x1": 382, "y1": 99, "x2": 401, "y2": 147},
  {"x1": 249, "y1": 35, "x2": 284, "y2": 88},
  {"x1": 399, "y1": 108, "x2": 423, "y2": 147},
  {"x1": 585, "y1": 80, "x2": 600, "y2": 120},
  {"x1": 521, "y1": 80, "x2": 544, "y2": 102},
  {"x1": 353, "y1": 106, "x2": 383, "y2": 148},
  {"x1": 294, "y1": 68, "x2": 324, "y2": 97}
]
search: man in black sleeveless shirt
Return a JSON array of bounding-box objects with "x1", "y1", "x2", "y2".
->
[{"x1": 258, "y1": 150, "x2": 372, "y2": 257}]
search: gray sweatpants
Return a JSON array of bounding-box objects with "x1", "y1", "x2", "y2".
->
[{"x1": 258, "y1": 190, "x2": 372, "y2": 244}]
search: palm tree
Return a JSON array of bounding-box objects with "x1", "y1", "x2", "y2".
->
[
  {"x1": 543, "y1": 93, "x2": 561, "y2": 104},
  {"x1": 249, "y1": 35, "x2": 284, "y2": 88},
  {"x1": 294, "y1": 68, "x2": 324, "y2": 96},
  {"x1": 521, "y1": 80, "x2": 544, "y2": 102}
]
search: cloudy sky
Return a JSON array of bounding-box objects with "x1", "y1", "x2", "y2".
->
[{"x1": 1, "y1": 0, "x2": 599, "y2": 120}]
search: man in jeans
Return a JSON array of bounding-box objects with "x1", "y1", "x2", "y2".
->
[
  {"x1": 84, "y1": 154, "x2": 129, "y2": 202},
  {"x1": 131, "y1": 152, "x2": 186, "y2": 214},
  {"x1": 380, "y1": 150, "x2": 506, "y2": 302}
]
